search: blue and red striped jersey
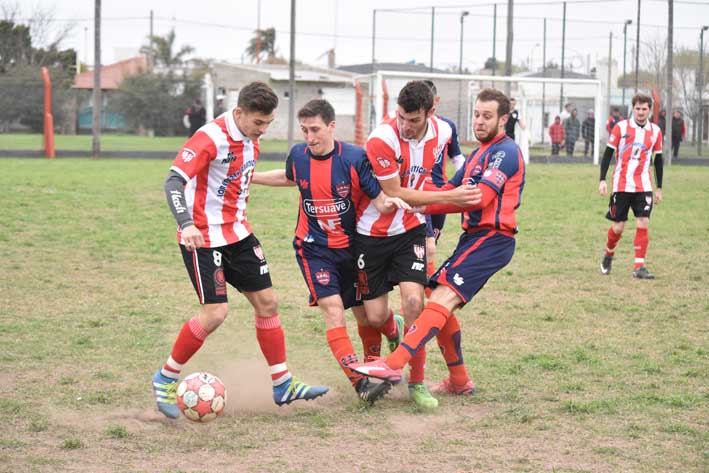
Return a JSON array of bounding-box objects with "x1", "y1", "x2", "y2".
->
[
  {"x1": 286, "y1": 141, "x2": 382, "y2": 248},
  {"x1": 448, "y1": 133, "x2": 525, "y2": 234},
  {"x1": 430, "y1": 115, "x2": 462, "y2": 188}
]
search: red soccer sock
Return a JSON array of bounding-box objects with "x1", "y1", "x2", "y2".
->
[
  {"x1": 377, "y1": 309, "x2": 398, "y2": 340},
  {"x1": 357, "y1": 323, "x2": 381, "y2": 360},
  {"x1": 326, "y1": 326, "x2": 363, "y2": 387},
  {"x1": 386, "y1": 302, "x2": 450, "y2": 370},
  {"x1": 605, "y1": 227, "x2": 622, "y2": 257},
  {"x1": 162, "y1": 316, "x2": 210, "y2": 380},
  {"x1": 407, "y1": 325, "x2": 426, "y2": 384},
  {"x1": 634, "y1": 228, "x2": 649, "y2": 269},
  {"x1": 255, "y1": 315, "x2": 290, "y2": 386},
  {"x1": 436, "y1": 314, "x2": 471, "y2": 386}
]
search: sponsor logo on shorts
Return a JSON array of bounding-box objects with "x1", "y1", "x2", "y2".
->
[
  {"x1": 453, "y1": 273, "x2": 464, "y2": 286},
  {"x1": 336, "y1": 182, "x2": 350, "y2": 198},
  {"x1": 315, "y1": 270, "x2": 331, "y2": 286},
  {"x1": 413, "y1": 244, "x2": 425, "y2": 260},
  {"x1": 181, "y1": 148, "x2": 196, "y2": 163},
  {"x1": 376, "y1": 157, "x2": 392, "y2": 169},
  {"x1": 259, "y1": 264, "x2": 269, "y2": 275},
  {"x1": 214, "y1": 267, "x2": 227, "y2": 295},
  {"x1": 357, "y1": 270, "x2": 369, "y2": 295},
  {"x1": 253, "y1": 245, "x2": 265, "y2": 261},
  {"x1": 411, "y1": 262, "x2": 425, "y2": 271}
]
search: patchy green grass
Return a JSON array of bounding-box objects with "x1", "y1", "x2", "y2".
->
[{"x1": 0, "y1": 158, "x2": 707, "y2": 472}]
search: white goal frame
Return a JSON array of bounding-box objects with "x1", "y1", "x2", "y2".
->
[{"x1": 372, "y1": 70, "x2": 604, "y2": 165}]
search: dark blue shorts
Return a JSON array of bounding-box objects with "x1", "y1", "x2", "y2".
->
[
  {"x1": 430, "y1": 230, "x2": 515, "y2": 306},
  {"x1": 294, "y1": 239, "x2": 362, "y2": 309},
  {"x1": 425, "y1": 213, "x2": 447, "y2": 241}
]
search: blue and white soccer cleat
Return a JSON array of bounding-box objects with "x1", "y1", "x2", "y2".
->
[
  {"x1": 273, "y1": 377, "x2": 329, "y2": 406},
  {"x1": 152, "y1": 370, "x2": 179, "y2": 419}
]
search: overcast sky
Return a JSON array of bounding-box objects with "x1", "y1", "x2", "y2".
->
[{"x1": 20, "y1": 0, "x2": 709, "y2": 73}]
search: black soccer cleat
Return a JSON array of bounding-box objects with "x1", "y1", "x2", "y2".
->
[
  {"x1": 632, "y1": 266, "x2": 655, "y2": 280},
  {"x1": 600, "y1": 255, "x2": 613, "y2": 275},
  {"x1": 355, "y1": 378, "x2": 392, "y2": 405}
]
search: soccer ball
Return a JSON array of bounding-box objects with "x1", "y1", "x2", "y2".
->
[{"x1": 176, "y1": 372, "x2": 227, "y2": 423}]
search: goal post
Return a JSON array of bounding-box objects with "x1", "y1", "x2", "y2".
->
[{"x1": 369, "y1": 70, "x2": 604, "y2": 165}]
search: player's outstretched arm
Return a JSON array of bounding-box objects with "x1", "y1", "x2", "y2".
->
[
  {"x1": 413, "y1": 182, "x2": 496, "y2": 215},
  {"x1": 371, "y1": 191, "x2": 412, "y2": 214},
  {"x1": 251, "y1": 169, "x2": 295, "y2": 187},
  {"x1": 379, "y1": 176, "x2": 480, "y2": 207}
]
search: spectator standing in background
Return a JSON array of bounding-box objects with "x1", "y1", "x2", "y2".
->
[
  {"x1": 582, "y1": 110, "x2": 595, "y2": 158},
  {"x1": 606, "y1": 107, "x2": 624, "y2": 134},
  {"x1": 671, "y1": 110, "x2": 686, "y2": 160},
  {"x1": 186, "y1": 99, "x2": 206, "y2": 137},
  {"x1": 560, "y1": 103, "x2": 573, "y2": 123},
  {"x1": 563, "y1": 109, "x2": 581, "y2": 157},
  {"x1": 548, "y1": 115, "x2": 565, "y2": 156}
]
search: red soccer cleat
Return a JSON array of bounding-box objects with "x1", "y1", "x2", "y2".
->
[
  {"x1": 429, "y1": 378, "x2": 476, "y2": 396},
  {"x1": 349, "y1": 357, "x2": 403, "y2": 383}
]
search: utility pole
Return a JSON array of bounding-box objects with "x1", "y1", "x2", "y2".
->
[
  {"x1": 635, "y1": 0, "x2": 641, "y2": 93},
  {"x1": 608, "y1": 32, "x2": 612, "y2": 117},
  {"x1": 560, "y1": 1, "x2": 566, "y2": 112},
  {"x1": 457, "y1": 11, "x2": 469, "y2": 129},
  {"x1": 148, "y1": 10, "x2": 153, "y2": 71},
  {"x1": 541, "y1": 17, "x2": 546, "y2": 144},
  {"x1": 92, "y1": 0, "x2": 101, "y2": 159},
  {"x1": 504, "y1": 0, "x2": 513, "y2": 96},
  {"x1": 699, "y1": 26, "x2": 708, "y2": 156},
  {"x1": 666, "y1": 0, "x2": 673, "y2": 165},
  {"x1": 492, "y1": 4, "x2": 497, "y2": 78},
  {"x1": 288, "y1": 0, "x2": 296, "y2": 149},
  {"x1": 429, "y1": 7, "x2": 435, "y2": 72},
  {"x1": 256, "y1": 0, "x2": 262, "y2": 64},
  {"x1": 371, "y1": 9, "x2": 376, "y2": 73},
  {"x1": 622, "y1": 19, "x2": 632, "y2": 112}
]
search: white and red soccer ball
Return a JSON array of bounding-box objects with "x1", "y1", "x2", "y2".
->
[{"x1": 176, "y1": 372, "x2": 226, "y2": 423}]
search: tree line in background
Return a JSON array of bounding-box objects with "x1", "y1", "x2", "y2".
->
[{"x1": 0, "y1": 4, "x2": 706, "y2": 139}]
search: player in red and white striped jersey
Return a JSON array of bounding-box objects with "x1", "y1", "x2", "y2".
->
[
  {"x1": 355, "y1": 81, "x2": 481, "y2": 409},
  {"x1": 151, "y1": 82, "x2": 328, "y2": 419},
  {"x1": 599, "y1": 93, "x2": 664, "y2": 280}
]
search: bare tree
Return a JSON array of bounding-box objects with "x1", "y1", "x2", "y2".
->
[{"x1": 640, "y1": 37, "x2": 667, "y2": 92}]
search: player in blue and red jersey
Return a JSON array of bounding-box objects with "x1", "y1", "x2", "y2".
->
[
  {"x1": 252, "y1": 99, "x2": 410, "y2": 404},
  {"x1": 351, "y1": 88, "x2": 525, "y2": 396},
  {"x1": 422, "y1": 80, "x2": 466, "y2": 293}
]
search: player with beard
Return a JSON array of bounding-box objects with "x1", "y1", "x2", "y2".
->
[{"x1": 350, "y1": 88, "x2": 526, "y2": 396}]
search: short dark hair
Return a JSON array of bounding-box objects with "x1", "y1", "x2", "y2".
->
[
  {"x1": 297, "y1": 99, "x2": 335, "y2": 124},
  {"x1": 397, "y1": 81, "x2": 434, "y2": 114},
  {"x1": 422, "y1": 80, "x2": 437, "y2": 96},
  {"x1": 611, "y1": 107, "x2": 620, "y2": 113},
  {"x1": 237, "y1": 81, "x2": 279, "y2": 114},
  {"x1": 476, "y1": 88, "x2": 510, "y2": 117},
  {"x1": 631, "y1": 93, "x2": 653, "y2": 108}
]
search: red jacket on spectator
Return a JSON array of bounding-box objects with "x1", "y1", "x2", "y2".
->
[{"x1": 549, "y1": 120, "x2": 565, "y2": 144}]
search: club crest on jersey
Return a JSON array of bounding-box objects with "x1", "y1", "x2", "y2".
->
[
  {"x1": 376, "y1": 156, "x2": 392, "y2": 169},
  {"x1": 181, "y1": 147, "x2": 196, "y2": 163},
  {"x1": 336, "y1": 183, "x2": 350, "y2": 198},
  {"x1": 413, "y1": 244, "x2": 425, "y2": 260},
  {"x1": 315, "y1": 270, "x2": 331, "y2": 286},
  {"x1": 253, "y1": 245, "x2": 265, "y2": 261}
]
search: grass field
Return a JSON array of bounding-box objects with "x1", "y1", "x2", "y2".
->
[
  {"x1": 0, "y1": 133, "x2": 289, "y2": 154},
  {"x1": 1, "y1": 157, "x2": 707, "y2": 472},
  {"x1": 2, "y1": 132, "x2": 708, "y2": 160}
]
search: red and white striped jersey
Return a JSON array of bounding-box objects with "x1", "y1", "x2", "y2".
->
[
  {"x1": 607, "y1": 118, "x2": 663, "y2": 193},
  {"x1": 170, "y1": 111, "x2": 259, "y2": 248},
  {"x1": 358, "y1": 115, "x2": 452, "y2": 236}
]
